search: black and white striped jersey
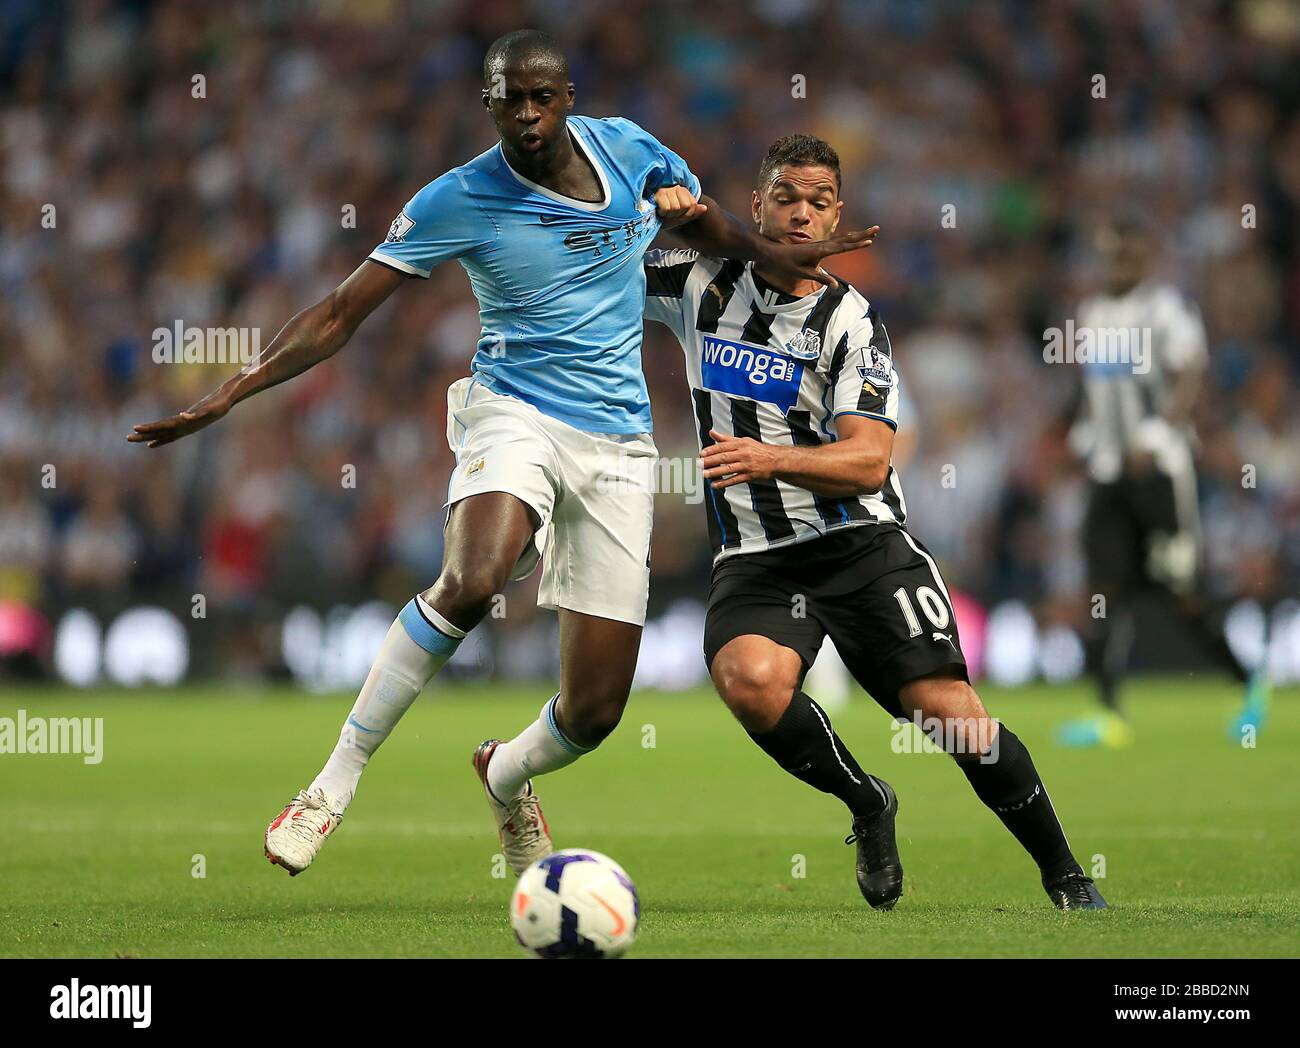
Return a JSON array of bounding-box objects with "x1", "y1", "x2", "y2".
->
[
  {"x1": 644, "y1": 248, "x2": 907, "y2": 562},
  {"x1": 1072, "y1": 279, "x2": 1207, "y2": 484}
]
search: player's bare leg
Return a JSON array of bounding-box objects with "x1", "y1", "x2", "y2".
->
[
  {"x1": 710, "y1": 635, "x2": 901, "y2": 909},
  {"x1": 266, "y1": 491, "x2": 534, "y2": 876},
  {"x1": 554, "y1": 609, "x2": 643, "y2": 745},
  {"x1": 900, "y1": 671, "x2": 1107, "y2": 910},
  {"x1": 481, "y1": 609, "x2": 641, "y2": 873}
]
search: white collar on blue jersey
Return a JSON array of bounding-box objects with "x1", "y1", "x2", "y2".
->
[{"x1": 498, "y1": 121, "x2": 612, "y2": 212}]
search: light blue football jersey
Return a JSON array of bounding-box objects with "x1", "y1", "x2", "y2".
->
[{"x1": 369, "y1": 115, "x2": 701, "y2": 434}]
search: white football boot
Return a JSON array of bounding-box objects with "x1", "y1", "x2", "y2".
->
[
  {"x1": 264, "y1": 786, "x2": 345, "y2": 876},
  {"x1": 473, "y1": 739, "x2": 553, "y2": 874}
]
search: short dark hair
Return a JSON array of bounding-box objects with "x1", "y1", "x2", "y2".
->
[
  {"x1": 758, "y1": 134, "x2": 841, "y2": 192},
  {"x1": 483, "y1": 29, "x2": 568, "y2": 86}
]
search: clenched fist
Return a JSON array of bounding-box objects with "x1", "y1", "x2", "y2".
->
[{"x1": 654, "y1": 185, "x2": 708, "y2": 229}]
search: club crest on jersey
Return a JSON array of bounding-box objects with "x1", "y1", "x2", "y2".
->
[
  {"x1": 701, "y1": 336, "x2": 804, "y2": 414},
  {"x1": 783, "y1": 329, "x2": 822, "y2": 361},
  {"x1": 464, "y1": 457, "x2": 486, "y2": 479},
  {"x1": 386, "y1": 211, "x2": 415, "y2": 243},
  {"x1": 857, "y1": 346, "x2": 893, "y2": 391}
]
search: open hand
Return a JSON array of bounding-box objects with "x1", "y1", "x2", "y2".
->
[
  {"x1": 127, "y1": 391, "x2": 232, "y2": 448},
  {"x1": 701, "y1": 429, "x2": 782, "y2": 489},
  {"x1": 763, "y1": 226, "x2": 880, "y2": 287}
]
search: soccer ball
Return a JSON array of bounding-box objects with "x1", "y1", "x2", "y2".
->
[{"x1": 510, "y1": 849, "x2": 640, "y2": 958}]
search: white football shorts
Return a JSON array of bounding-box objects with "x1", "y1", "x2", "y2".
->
[{"x1": 444, "y1": 376, "x2": 658, "y2": 627}]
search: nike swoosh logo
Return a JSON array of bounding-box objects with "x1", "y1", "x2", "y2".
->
[
  {"x1": 539, "y1": 214, "x2": 564, "y2": 225},
  {"x1": 589, "y1": 891, "x2": 626, "y2": 937}
]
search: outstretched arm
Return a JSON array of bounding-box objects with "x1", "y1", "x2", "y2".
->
[
  {"x1": 654, "y1": 186, "x2": 878, "y2": 287},
  {"x1": 128, "y1": 260, "x2": 406, "y2": 448}
]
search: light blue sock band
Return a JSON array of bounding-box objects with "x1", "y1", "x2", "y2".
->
[
  {"x1": 544, "y1": 694, "x2": 593, "y2": 756},
  {"x1": 398, "y1": 598, "x2": 463, "y2": 658}
]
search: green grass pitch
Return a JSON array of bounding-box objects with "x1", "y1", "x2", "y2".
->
[{"x1": 1, "y1": 680, "x2": 1296, "y2": 958}]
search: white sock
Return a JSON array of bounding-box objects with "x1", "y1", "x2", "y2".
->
[
  {"x1": 486, "y1": 694, "x2": 594, "y2": 803},
  {"x1": 311, "y1": 594, "x2": 465, "y2": 808}
]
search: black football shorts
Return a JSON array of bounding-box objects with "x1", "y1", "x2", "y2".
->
[
  {"x1": 1084, "y1": 466, "x2": 1200, "y2": 595},
  {"x1": 703, "y1": 525, "x2": 968, "y2": 717}
]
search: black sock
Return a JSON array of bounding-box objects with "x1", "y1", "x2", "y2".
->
[
  {"x1": 957, "y1": 726, "x2": 1078, "y2": 878},
  {"x1": 747, "y1": 691, "x2": 887, "y2": 820},
  {"x1": 1177, "y1": 599, "x2": 1249, "y2": 684},
  {"x1": 1084, "y1": 608, "x2": 1134, "y2": 713}
]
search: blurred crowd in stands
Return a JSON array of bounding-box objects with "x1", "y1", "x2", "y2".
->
[{"x1": 1, "y1": 0, "x2": 1297, "y2": 682}]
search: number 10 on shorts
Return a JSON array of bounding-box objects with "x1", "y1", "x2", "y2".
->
[{"x1": 893, "y1": 586, "x2": 951, "y2": 637}]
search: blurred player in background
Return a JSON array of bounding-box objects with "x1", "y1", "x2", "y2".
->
[
  {"x1": 1061, "y1": 217, "x2": 1269, "y2": 748},
  {"x1": 644, "y1": 135, "x2": 1106, "y2": 910},
  {"x1": 128, "y1": 31, "x2": 875, "y2": 878}
]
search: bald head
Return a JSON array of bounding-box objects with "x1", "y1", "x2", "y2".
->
[{"x1": 483, "y1": 29, "x2": 568, "y2": 87}]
